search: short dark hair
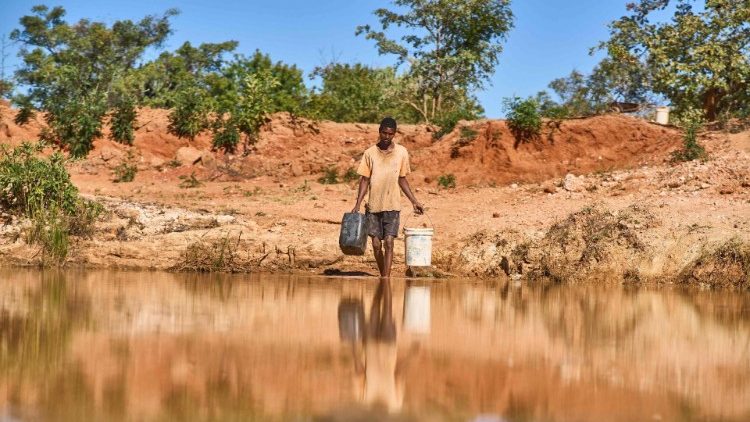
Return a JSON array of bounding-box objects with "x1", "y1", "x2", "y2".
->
[{"x1": 379, "y1": 117, "x2": 397, "y2": 131}]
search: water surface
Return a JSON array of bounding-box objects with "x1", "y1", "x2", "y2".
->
[{"x1": 1, "y1": 270, "x2": 749, "y2": 421}]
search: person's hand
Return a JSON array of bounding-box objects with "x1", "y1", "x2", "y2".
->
[
  {"x1": 351, "y1": 205, "x2": 360, "y2": 214},
  {"x1": 413, "y1": 202, "x2": 424, "y2": 215}
]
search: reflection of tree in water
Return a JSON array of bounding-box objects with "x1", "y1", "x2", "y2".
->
[
  {"x1": 535, "y1": 285, "x2": 750, "y2": 349},
  {"x1": 0, "y1": 272, "x2": 93, "y2": 419},
  {"x1": 0, "y1": 272, "x2": 91, "y2": 375},
  {"x1": 538, "y1": 285, "x2": 646, "y2": 347},
  {"x1": 679, "y1": 290, "x2": 750, "y2": 332}
]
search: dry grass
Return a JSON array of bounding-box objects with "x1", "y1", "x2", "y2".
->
[
  {"x1": 537, "y1": 205, "x2": 653, "y2": 282},
  {"x1": 678, "y1": 238, "x2": 750, "y2": 290},
  {"x1": 173, "y1": 231, "x2": 243, "y2": 272}
]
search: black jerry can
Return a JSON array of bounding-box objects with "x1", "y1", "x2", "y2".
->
[{"x1": 339, "y1": 212, "x2": 368, "y2": 255}]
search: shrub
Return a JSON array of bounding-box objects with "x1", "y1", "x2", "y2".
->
[
  {"x1": 113, "y1": 152, "x2": 138, "y2": 183},
  {"x1": 175, "y1": 231, "x2": 242, "y2": 272},
  {"x1": 0, "y1": 143, "x2": 78, "y2": 215},
  {"x1": 113, "y1": 162, "x2": 137, "y2": 183},
  {"x1": 433, "y1": 107, "x2": 480, "y2": 140},
  {"x1": 295, "y1": 180, "x2": 311, "y2": 193},
  {"x1": 110, "y1": 98, "x2": 137, "y2": 145},
  {"x1": 671, "y1": 109, "x2": 707, "y2": 163},
  {"x1": 318, "y1": 167, "x2": 339, "y2": 184},
  {"x1": 179, "y1": 172, "x2": 203, "y2": 188},
  {"x1": 40, "y1": 90, "x2": 107, "y2": 158},
  {"x1": 0, "y1": 142, "x2": 102, "y2": 262},
  {"x1": 459, "y1": 126, "x2": 478, "y2": 141},
  {"x1": 451, "y1": 126, "x2": 479, "y2": 158},
  {"x1": 342, "y1": 167, "x2": 359, "y2": 182},
  {"x1": 168, "y1": 82, "x2": 212, "y2": 141},
  {"x1": 437, "y1": 173, "x2": 456, "y2": 189},
  {"x1": 212, "y1": 70, "x2": 279, "y2": 153},
  {"x1": 166, "y1": 158, "x2": 182, "y2": 168},
  {"x1": 504, "y1": 96, "x2": 542, "y2": 141},
  {"x1": 211, "y1": 118, "x2": 241, "y2": 153}
]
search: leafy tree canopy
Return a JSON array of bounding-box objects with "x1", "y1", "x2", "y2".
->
[
  {"x1": 356, "y1": 0, "x2": 513, "y2": 122},
  {"x1": 598, "y1": 0, "x2": 750, "y2": 120},
  {"x1": 11, "y1": 5, "x2": 178, "y2": 156}
]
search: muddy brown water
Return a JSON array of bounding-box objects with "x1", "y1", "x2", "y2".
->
[{"x1": 0, "y1": 270, "x2": 748, "y2": 422}]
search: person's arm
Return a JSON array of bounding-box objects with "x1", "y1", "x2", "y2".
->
[
  {"x1": 351, "y1": 176, "x2": 369, "y2": 213},
  {"x1": 398, "y1": 176, "x2": 424, "y2": 214}
]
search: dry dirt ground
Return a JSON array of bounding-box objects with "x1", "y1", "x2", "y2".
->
[{"x1": 1, "y1": 102, "x2": 749, "y2": 287}]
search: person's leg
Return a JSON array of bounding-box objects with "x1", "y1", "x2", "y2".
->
[
  {"x1": 371, "y1": 236, "x2": 385, "y2": 276},
  {"x1": 383, "y1": 235, "x2": 395, "y2": 278},
  {"x1": 367, "y1": 211, "x2": 386, "y2": 276},
  {"x1": 369, "y1": 277, "x2": 385, "y2": 334},
  {"x1": 380, "y1": 277, "x2": 396, "y2": 341},
  {"x1": 381, "y1": 211, "x2": 400, "y2": 278}
]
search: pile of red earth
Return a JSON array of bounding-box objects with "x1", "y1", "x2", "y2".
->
[{"x1": 0, "y1": 101, "x2": 682, "y2": 185}]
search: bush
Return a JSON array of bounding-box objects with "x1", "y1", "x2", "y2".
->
[
  {"x1": 175, "y1": 231, "x2": 242, "y2": 272},
  {"x1": 318, "y1": 167, "x2": 339, "y2": 184},
  {"x1": 342, "y1": 167, "x2": 359, "y2": 182},
  {"x1": 671, "y1": 110, "x2": 707, "y2": 163},
  {"x1": 0, "y1": 142, "x2": 102, "y2": 262},
  {"x1": 504, "y1": 96, "x2": 542, "y2": 141},
  {"x1": 41, "y1": 90, "x2": 107, "y2": 158},
  {"x1": 211, "y1": 70, "x2": 279, "y2": 153},
  {"x1": 109, "y1": 98, "x2": 137, "y2": 145},
  {"x1": 168, "y1": 82, "x2": 212, "y2": 141},
  {"x1": 113, "y1": 162, "x2": 137, "y2": 183},
  {"x1": 0, "y1": 143, "x2": 78, "y2": 215},
  {"x1": 211, "y1": 118, "x2": 241, "y2": 153},
  {"x1": 433, "y1": 107, "x2": 480, "y2": 140},
  {"x1": 437, "y1": 174, "x2": 456, "y2": 189},
  {"x1": 459, "y1": 126, "x2": 478, "y2": 141},
  {"x1": 179, "y1": 172, "x2": 203, "y2": 189},
  {"x1": 113, "y1": 151, "x2": 138, "y2": 183}
]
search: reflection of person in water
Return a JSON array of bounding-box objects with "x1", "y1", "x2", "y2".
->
[{"x1": 351, "y1": 278, "x2": 420, "y2": 413}]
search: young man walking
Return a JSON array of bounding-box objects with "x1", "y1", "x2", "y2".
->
[{"x1": 351, "y1": 117, "x2": 424, "y2": 278}]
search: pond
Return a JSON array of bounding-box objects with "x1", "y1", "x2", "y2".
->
[{"x1": 0, "y1": 269, "x2": 748, "y2": 421}]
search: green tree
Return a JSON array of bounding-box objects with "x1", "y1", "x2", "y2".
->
[
  {"x1": 10, "y1": 5, "x2": 177, "y2": 157},
  {"x1": 503, "y1": 96, "x2": 541, "y2": 141},
  {"x1": 141, "y1": 40, "x2": 238, "y2": 107},
  {"x1": 598, "y1": 0, "x2": 750, "y2": 120},
  {"x1": 308, "y1": 63, "x2": 417, "y2": 123},
  {"x1": 167, "y1": 79, "x2": 213, "y2": 141},
  {"x1": 535, "y1": 58, "x2": 654, "y2": 119},
  {"x1": 212, "y1": 70, "x2": 279, "y2": 153},
  {"x1": 214, "y1": 51, "x2": 308, "y2": 115},
  {"x1": 0, "y1": 34, "x2": 13, "y2": 98},
  {"x1": 356, "y1": 0, "x2": 513, "y2": 123}
]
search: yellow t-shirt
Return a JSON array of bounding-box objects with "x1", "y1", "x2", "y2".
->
[{"x1": 357, "y1": 143, "x2": 411, "y2": 213}]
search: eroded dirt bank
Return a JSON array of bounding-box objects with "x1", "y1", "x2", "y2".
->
[{"x1": 0, "y1": 103, "x2": 749, "y2": 287}]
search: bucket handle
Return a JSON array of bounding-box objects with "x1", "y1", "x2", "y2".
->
[{"x1": 403, "y1": 209, "x2": 434, "y2": 230}]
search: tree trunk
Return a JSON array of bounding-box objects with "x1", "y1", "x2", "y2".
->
[{"x1": 702, "y1": 87, "x2": 721, "y2": 122}]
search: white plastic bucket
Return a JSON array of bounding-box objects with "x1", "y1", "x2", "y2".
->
[
  {"x1": 404, "y1": 227, "x2": 433, "y2": 266},
  {"x1": 403, "y1": 286, "x2": 431, "y2": 334},
  {"x1": 655, "y1": 106, "x2": 670, "y2": 125}
]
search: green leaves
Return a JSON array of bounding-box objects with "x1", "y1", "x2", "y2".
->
[
  {"x1": 11, "y1": 6, "x2": 179, "y2": 157},
  {"x1": 357, "y1": 0, "x2": 513, "y2": 122},
  {"x1": 503, "y1": 96, "x2": 542, "y2": 142},
  {"x1": 308, "y1": 63, "x2": 415, "y2": 123},
  {"x1": 599, "y1": 0, "x2": 750, "y2": 120},
  {"x1": 167, "y1": 80, "x2": 213, "y2": 141}
]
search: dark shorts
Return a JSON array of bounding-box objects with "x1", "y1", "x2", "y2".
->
[{"x1": 366, "y1": 211, "x2": 400, "y2": 240}]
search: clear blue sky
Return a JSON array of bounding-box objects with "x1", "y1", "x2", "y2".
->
[{"x1": 0, "y1": 1, "x2": 657, "y2": 118}]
